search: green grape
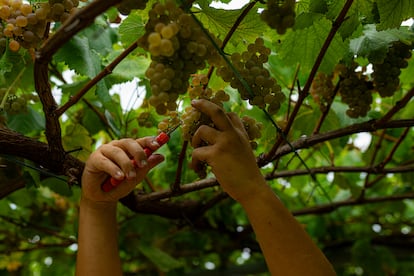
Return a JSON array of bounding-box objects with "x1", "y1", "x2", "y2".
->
[
  {"x1": 0, "y1": 5, "x2": 11, "y2": 20},
  {"x1": 310, "y1": 72, "x2": 335, "y2": 112},
  {"x1": 139, "y1": 0, "x2": 223, "y2": 115},
  {"x1": 15, "y1": 15, "x2": 28, "y2": 27},
  {"x1": 216, "y1": 38, "x2": 285, "y2": 114},
  {"x1": 337, "y1": 64, "x2": 373, "y2": 118},
  {"x1": 261, "y1": 0, "x2": 296, "y2": 35},
  {"x1": 9, "y1": 39, "x2": 20, "y2": 52}
]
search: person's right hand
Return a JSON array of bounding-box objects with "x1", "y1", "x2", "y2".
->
[
  {"x1": 81, "y1": 137, "x2": 164, "y2": 203},
  {"x1": 190, "y1": 99, "x2": 267, "y2": 203}
]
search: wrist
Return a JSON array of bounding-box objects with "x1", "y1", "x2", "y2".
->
[
  {"x1": 80, "y1": 196, "x2": 118, "y2": 213},
  {"x1": 229, "y1": 176, "x2": 270, "y2": 205}
]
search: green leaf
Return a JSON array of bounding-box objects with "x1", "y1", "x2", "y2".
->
[
  {"x1": 108, "y1": 54, "x2": 150, "y2": 83},
  {"x1": 138, "y1": 244, "x2": 183, "y2": 272},
  {"x1": 376, "y1": 0, "x2": 414, "y2": 30},
  {"x1": 62, "y1": 124, "x2": 93, "y2": 161},
  {"x1": 119, "y1": 12, "x2": 146, "y2": 47},
  {"x1": 6, "y1": 107, "x2": 45, "y2": 134},
  {"x1": 55, "y1": 36, "x2": 101, "y2": 79},
  {"x1": 0, "y1": 47, "x2": 22, "y2": 75},
  {"x1": 349, "y1": 24, "x2": 414, "y2": 62},
  {"x1": 195, "y1": 0, "x2": 268, "y2": 48},
  {"x1": 277, "y1": 17, "x2": 348, "y2": 73},
  {"x1": 54, "y1": 36, "x2": 111, "y2": 103},
  {"x1": 309, "y1": 0, "x2": 329, "y2": 14},
  {"x1": 82, "y1": 20, "x2": 118, "y2": 56},
  {"x1": 41, "y1": 177, "x2": 72, "y2": 197}
]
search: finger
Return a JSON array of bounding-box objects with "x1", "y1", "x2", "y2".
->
[
  {"x1": 137, "y1": 136, "x2": 161, "y2": 152},
  {"x1": 227, "y1": 113, "x2": 249, "y2": 138},
  {"x1": 90, "y1": 152, "x2": 126, "y2": 182},
  {"x1": 100, "y1": 143, "x2": 137, "y2": 180},
  {"x1": 113, "y1": 138, "x2": 148, "y2": 169},
  {"x1": 190, "y1": 146, "x2": 212, "y2": 171},
  {"x1": 191, "y1": 99, "x2": 233, "y2": 131},
  {"x1": 227, "y1": 112, "x2": 243, "y2": 130},
  {"x1": 191, "y1": 125, "x2": 220, "y2": 148}
]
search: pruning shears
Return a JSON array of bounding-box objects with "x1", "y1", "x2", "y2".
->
[{"x1": 101, "y1": 124, "x2": 180, "y2": 192}]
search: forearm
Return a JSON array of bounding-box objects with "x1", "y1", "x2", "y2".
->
[
  {"x1": 76, "y1": 198, "x2": 122, "y2": 276},
  {"x1": 239, "y1": 182, "x2": 336, "y2": 276}
]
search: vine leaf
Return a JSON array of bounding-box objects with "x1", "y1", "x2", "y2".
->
[
  {"x1": 41, "y1": 177, "x2": 72, "y2": 197},
  {"x1": 118, "y1": 12, "x2": 146, "y2": 47},
  {"x1": 54, "y1": 36, "x2": 110, "y2": 103},
  {"x1": 349, "y1": 24, "x2": 414, "y2": 62},
  {"x1": 194, "y1": 0, "x2": 267, "y2": 47},
  {"x1": 376, "y1": 0, "x2": 414, "y2": 30},
  {"x1": 0, "y1": 48, "x2": 28, "y2": 84},
  {"x1": 277, "y1": 17, "x2": 348, "y2": 73},
  {"x1": 7, "y1": 107, "x2": 45, "y2": 134},
  {"x1": 62, "y1": 124, "x2": 93, "y2": 162}
]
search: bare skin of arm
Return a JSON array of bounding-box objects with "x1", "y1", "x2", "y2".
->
[
  {"x1": 76, "y1": 137, "x2": 163, "y2": 276},
  {"x1": 190, "y1": 99, "x2": 336, "y2": 276}
]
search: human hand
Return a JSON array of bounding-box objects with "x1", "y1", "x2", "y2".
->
[
  {"x1": 190, "y1": 99, "x2": 266, "y2": 202},
  {"x1": 81, "y1": 137, "x2": 164, "y2": 203}
]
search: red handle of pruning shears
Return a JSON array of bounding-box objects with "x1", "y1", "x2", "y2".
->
[{"x1": 101, "y1": 125, "x2": 179, "y2": 192}]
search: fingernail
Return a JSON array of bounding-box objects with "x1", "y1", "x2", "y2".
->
[
  {"x1": 140, "y1": 160, "x2": 148, "y2": 167},
  {"x1": 115, "y1": 171, "x2": 124, "y2": 179},
  {"x1": 191, "y1": 99, "x2": 198, "y2": 106},
  {"x1": 151, "y1": 140, "x2": 160, "y2": 147},
  {"x1": 128, "y1": 170, "x2": 136, "y2": 179}
]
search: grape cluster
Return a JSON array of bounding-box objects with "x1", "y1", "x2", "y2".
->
[
  {"x1": 241, "y1": 115, "x2": 263, "y2": 149},
  {"x1": 137, "y1": 111, "x2": 153, "y2": 128},
  {"x1": 117, "y1": 0, "x2": 148, "y2": 15},
  {"x1": 0, "y1": 0, "x2": 80, "y2": 52},
  {"x1": 0, "y1": 0, "x2": 45, "y2": 52},
  {"x1": 371, "y1": 42, "x2": 413, "y2": 97},
  {"x1": 216, "y1": 38, "x2": 285, "y2": 115},
  {"x1": 337, "y1": 65, "x2": 373, "y2": 118},
  {"x1": 139, "y1": 0, "x2": 223, "y2": 115},
  {"x1": 181, "y1": 75, "x2": 230, "y2": 142},
  {"x1": 310, "y1": 72, "x2": 335, "y2": 112},
  {"x1": 42, "y1": 0, "x2": 80, "y2": 22},
  {"x1": 0, "y1": 87, "x2": 38, "y2": 114},
  {"x1": 261, "y1": 0, "x2": 296, "y2": 35},
  {"x1": 157, "y1": 110, "x2": 180, "y2": 132}
]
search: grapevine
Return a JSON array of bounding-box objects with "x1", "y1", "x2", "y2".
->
[
  {"x1": 371, "y1": 41, "x2": 413, "y2": 97},
  {"x1": 260, "y1": 0, "x2": 296, "y2": 35},
  {"x1": 216, "y1": 38, "x2": 285, "y2": 115},
  {"x1": 139, "y1": 0, "x2": 223, "y2": 115}
]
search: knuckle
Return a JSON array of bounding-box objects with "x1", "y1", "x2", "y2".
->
[{"x1": 212, "y1": 105, "x2": 225, "y2": 117}]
